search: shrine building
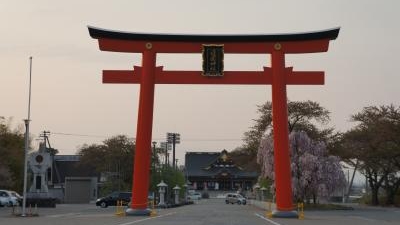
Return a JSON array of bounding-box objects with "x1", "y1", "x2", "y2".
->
[{"x1": 185, "y1": 150, "x2": 258, "y2": 191}]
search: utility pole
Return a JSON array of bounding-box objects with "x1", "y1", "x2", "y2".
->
[
  {"x1": 167, "y1": 133, "x2": 180, "y2": 169},
  {"x1": 40, "y1": 131, "x2": 51, "y2": 147}
]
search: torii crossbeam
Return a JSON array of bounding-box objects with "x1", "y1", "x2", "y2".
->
[{"x1": 89, "y1": 26, "x2": 339, "y2": 218}]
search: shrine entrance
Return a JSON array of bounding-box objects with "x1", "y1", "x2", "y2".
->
[{"x1": 88, "y1": 26, "x2": 339, "y2": 217}]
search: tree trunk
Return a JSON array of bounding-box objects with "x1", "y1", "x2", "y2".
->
[
  {"x1": 346, "y1": 160, "x2": 358, "y2": 202},
  {"x1": 366, "y1": 170, "x2": 386, "y2": 206},
  {"x1": 371, "y1": 188, "x2": 379, "y2": 206},
  {"x1": 384, "y1": 179, "x2": 400, "y2": 206}
]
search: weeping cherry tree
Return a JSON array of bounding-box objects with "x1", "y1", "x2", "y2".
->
[{"x1": 257, "y1": 131, "x2": 346, "y2": 203}]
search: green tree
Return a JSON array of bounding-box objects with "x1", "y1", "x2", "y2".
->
[
  {"x1": 339, "y1": 105, "x2": 400, "y2": 205},
  {"x1": 243, "y1": 100, "x2": 330, "y2": 154},
  {"x1": 232, "y1": 100, "x2": 333, "y2": 170},
  {"x1": 77, "y1": 135, "x2": 135, "y2": 195},
  {"x1": 77, "y1": 135, "x2": 170, "y2": 197},
  {"x1": 0, "y1": 117, "x2": 25, "y2": 192},
  {"x1": 147, "y1": 143, "x2": 187, "y2": 200},
  {"x1": 158, "y1": 166, "x2": 185, "y2": 200}
]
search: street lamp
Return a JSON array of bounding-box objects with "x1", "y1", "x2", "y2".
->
[{"x1": 22, "y1": 57, "x2": 33, "y2": 217}]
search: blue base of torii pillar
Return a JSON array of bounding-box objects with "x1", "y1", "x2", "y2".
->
[
  {"x1": 125, "y1": 208, "x2": 151, "y2": 216},
  {"x1": 272, "y1": 210, "x2": 298, "y2": 218}
]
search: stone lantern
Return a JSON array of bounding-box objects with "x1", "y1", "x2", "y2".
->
[
  {"x1": 260, "y1": 187, "x2": 267, "y2": 201},
  {"x1": 157, "y1": 180, "x2": 168, "y2": 207},
  {"x1": 183, "y1": 183, "x2": 188, "y2": 202},
  {"x1": 173, "y1": 185, "x2": 181, "y2": 205},
  {"x1": 254, "y1": 183, "x2": 261, "y2": 200}
]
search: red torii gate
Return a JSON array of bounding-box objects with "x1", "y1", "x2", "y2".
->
[{"x1": 88, "y1": 26, "x2": 339, "y2": 217}]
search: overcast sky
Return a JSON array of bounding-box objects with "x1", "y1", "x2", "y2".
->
[{"x1": 1, "y1": 0, "x2": 399, "y2": 166}]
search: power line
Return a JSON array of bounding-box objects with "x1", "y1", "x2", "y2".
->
[
  {"x1": 51, "y1": 132, "x2": 242, "y2": 142},
  {"x1": 182, "y1": 138, "x2": 242, "y2": 142},
  {"x1": 52, "y1": 132, "x2": 108, "y2": 138}
]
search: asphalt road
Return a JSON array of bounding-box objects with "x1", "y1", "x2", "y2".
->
[{"x1": 0, "y1": 199, "x2": 399, "y2": 225}]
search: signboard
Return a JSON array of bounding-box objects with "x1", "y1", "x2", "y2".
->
[
  {"x1": 202, "y1": 44, "x2": 224, "y2": 76},
  {"x1": 167, "y1": 132, "x2": 180, "y2": 144},
  {"x1": 160, "y1": 142, "x2": 171, "y2": 151}
]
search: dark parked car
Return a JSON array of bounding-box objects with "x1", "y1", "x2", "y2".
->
[{"x1": 96, "y1": 191, "x2": 131, "y2": 208}]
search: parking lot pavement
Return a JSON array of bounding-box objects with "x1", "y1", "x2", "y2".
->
[
  {"x1": 0, "y1": 204, "x2": 153, "y2": 225},
  {"x1": 255, "y1": 204, "x2": 400, "y2": 225},
  {"x1": 1, "y1": 199, "x2": 400, "y2": 225}
]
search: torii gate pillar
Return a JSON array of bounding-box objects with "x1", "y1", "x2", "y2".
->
[
  {"x1": 88, "y1": 26, "x2": 339, "y2": 217},
  {"x1": 271, "y1": 50, "x2": 294, "y2": 215},
  {"x1": 126, "y1": 51, "x2": 156, "y2": 215}
]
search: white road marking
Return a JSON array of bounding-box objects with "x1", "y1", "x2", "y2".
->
[
  {"x1": 348, "y1": 216, "x2": 378, "y2": 222},
  {"x1": 254, "y1": 213, "x2": 283, "y2": 225},
  {"x1": 114, "y1": 212, "x2": 176, "y2": 225},
  {"x1": 47, "y1": 212, "x2": 82, "y2": 218}
]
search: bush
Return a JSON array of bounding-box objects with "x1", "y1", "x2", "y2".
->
[{"x1": 394, "y1": 194, "x2": 400, "y2": 207}]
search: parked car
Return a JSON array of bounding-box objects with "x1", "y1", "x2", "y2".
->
[
  {"x1": 0, "y1": 190, "x2": 20, "y2": 207},
  {"x1": 9, "y1": 191, "x2": 22, "y2": 206},
  {"x1": 96, "y1": 191, "x2": 131, "y2": 208},
  {"x1": 188, "y1": 192, "x2": 202, "y2": 200},
  {"x1": 225, "y1": 193, "x2": 246, "y2": 205}
]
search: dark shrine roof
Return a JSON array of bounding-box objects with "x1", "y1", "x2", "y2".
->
[
  {"x1": 88, "y1": 26, "x2": 339, "y2": 42},
  {"x1": 185, "y1": 150, "x2": 258, "y2": 179}
]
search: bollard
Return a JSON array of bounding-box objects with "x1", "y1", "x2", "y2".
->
[
  {"x1": 28, "y1": 204, "x2": 32, "y2": 216},
  {"x1": 120, "y1": 200, "x2": 125, "y2": 216},
  {"x1": 33, "y1": 204, "x2": 38, "y2": 216},
  {"x1": 149, "y1": 200, "x2": 157, "y2": 217},
  {"x1": 266, "y1": 201, "x2": 273, "y2": 218},
  {"x1": 297, "y1": 202, "x2": 304, "y2": 219},
  {"x1": 115, "y1": 200, "x2": 125, "y2": 216}
]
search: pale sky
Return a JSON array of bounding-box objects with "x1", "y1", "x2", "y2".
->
[{"x1": 1, "y1": 0, "x2": 399, "y2": 166}]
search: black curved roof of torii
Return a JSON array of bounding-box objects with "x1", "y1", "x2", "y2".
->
[{"x1": 88, "y1": 26, "x2": 340, "y2": 42}]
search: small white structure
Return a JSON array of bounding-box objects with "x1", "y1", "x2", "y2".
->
[{"x1": 28, "y1": 143, "x2": 52, "y2": 194}]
